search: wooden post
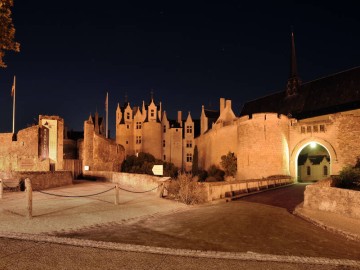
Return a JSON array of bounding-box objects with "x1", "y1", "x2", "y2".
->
[
  {"x1": 159, "y1": 183, "x2": 167, "y2": 198},
  {"x1": 25, "y1": 178, "x2": 32, "y2": 219},
  {"x1": 115, "y1": 183, "x2": 119, "y2": 205},
  {"x1": 0, "y1": 179, "x2": 3, "y2": 199}
]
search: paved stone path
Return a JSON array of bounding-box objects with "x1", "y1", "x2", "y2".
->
[
  {"x1": 1, "y1": 182, "x2": 360, "y2": 269},
  {"x1": 55, "y1": 184, "x2": 360, "y2": 263}
]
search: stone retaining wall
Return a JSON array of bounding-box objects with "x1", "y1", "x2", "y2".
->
[
  {"x1": 0, "y1": 171, "x2": 73, "y2": 191},
  {"x1": 83, "y1": 171, "x2": 163, "y2": 193},
  {"x1": 203, "y1": 177, "x2": 293, "y2": 201},
  {"x1": 304, "y1": 184, "x2": 360, "y2": 219}
]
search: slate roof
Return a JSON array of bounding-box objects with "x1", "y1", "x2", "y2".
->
[
  {"x1": 240, "y1": 66, "x2": 360, "y2": 119},
  {"x1": 298, "y1": 154, "x2": 330, "y2": 166}
]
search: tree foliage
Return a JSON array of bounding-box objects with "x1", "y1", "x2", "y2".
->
[
  {"x1": 191, "y1": 145, "x2": 199, "y2": 175},
  {"x1": 0, "y1": 0, "x2": 20, "y2": 68},
  {"x1": 121, "y1": 152, "x2": 178, "y2": 178},
  {"x1": 220, "y1": 151, "x2": 237, "y2": 177}
]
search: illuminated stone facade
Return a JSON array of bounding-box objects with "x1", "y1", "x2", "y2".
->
[
  {"x1": 79, "y1": 112, "x2": 125, "y2": 172},
  {"x1": 0, "y1": 115, "x2": 64, "y2": 172},
  {"x1": 115, "y1": 98, "x2": 195, "y2": 170},
  {"x1": 194, "y1": 34, "x2": 360, "y2": 182}
]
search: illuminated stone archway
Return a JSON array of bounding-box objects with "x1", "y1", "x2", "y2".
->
[{"x1": 289, "y1": 138, "x2": 337, "y2": 182}]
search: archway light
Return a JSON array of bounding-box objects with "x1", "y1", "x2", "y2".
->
[{"x1": 310, "y1": 142, "x2": 317, "y2": 148}]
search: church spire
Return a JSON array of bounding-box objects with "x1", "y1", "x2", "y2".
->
[{"x1": 286, "y1": 30, "x2": 301, "y2": 96}]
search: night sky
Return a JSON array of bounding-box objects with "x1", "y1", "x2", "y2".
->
[{"x1": 0, "y1": 1, "x2": 359, "y2": 135}]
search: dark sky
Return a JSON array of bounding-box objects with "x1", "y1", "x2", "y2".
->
[{"x1": 0, "y1": 1, "x2": 359, "y2": 135}]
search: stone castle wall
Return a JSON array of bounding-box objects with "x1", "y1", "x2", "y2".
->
[
  {"x1": 288, "y1": 109, "x2": 360, "y2": 178},
  {"x1": 0, "y1": 126, "x2": 50, "y2": 172},
  {"x1": 93, "y1": 133, "x2": 125, "y2": 171},
  {"x1": 82, "y1": 120, "x2": 125, "y2": 172},
  {"x1": 196, "y1": 123, "x2": 238, "y2": 170},
  {"x1": 237, "y1": 113, "x2": 290, "y2": 180}
]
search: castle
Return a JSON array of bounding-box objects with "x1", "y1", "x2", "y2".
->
[
  {"x1": 195, "y1": 33, "x2": 360, "y2": 181},
  {"x1": 1, "y1": 32, "x2": 359, "y2": 184},
  {"x1": 115, "y1": 97, "x2": 196, "y2": 171},
  {"x1": 113, "y1": 32, "x2": 360, "y2": 182}
]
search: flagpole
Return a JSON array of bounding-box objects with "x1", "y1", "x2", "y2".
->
[
  {"x1": 106, "y1": 92, "x2": 108, "y2": 138},
  {"x1": 12, "y1": 76, "x2": 16, "y2": 134}
]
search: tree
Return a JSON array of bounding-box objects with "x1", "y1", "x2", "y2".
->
[
  {"x1": 0, "y1": 0, "x2": 20, "y2": 68},
  {"x1": 191, "y1": 145, "x2": 199, "y2": 175},
  {"x1": 220, "y1": 151, "x2": 237, "y2": 177}
]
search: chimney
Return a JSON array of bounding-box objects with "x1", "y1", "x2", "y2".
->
[
  {"x1": 177, "y1": 111, "x2": 182, "y2": 125},
  {"x1": 220, "y1": 98, "x2": 225, "y2": 114},
  {"x1": 225, "y1": 99, "x2": 232, "y2": 110}
]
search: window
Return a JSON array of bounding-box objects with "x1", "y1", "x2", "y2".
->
[
  {"x1": 186, "y1": 140, "x2": 192, "y2": 148},
  {"x1": 313, "y1": 125, "x2": 318, "y2": 133},
  {"x1": 186, "y1": 153, "x2": 193, "y2": 162},
  {"x1": 301, "y1": 126, "x2": 306, "y2": 134},
  {"x1": 307, "y1": 166, "x2": 311, "y2": 176},
  {"x1": 126, "y1": 124, "x2": 130, "y2": 129},
  {"x1": 163, "y1": 155, "x2": 166, "y2": 161},
  {"x1": 126, "y1": 112, "x2": 130, "y2": 120},
  {"x1": 151, "y1": 109, "x2": 155, "y2": 117},
  {"x1": 136, "y1": 122, "x2": 142, "y2": 129},
  {"x1": 323, "y1": 165, "x2": 328, "y2": 176},
  {"x1": 163, "y1": 140, "x2": 165, "y2": 147},
  {"x1": 320, "y1": 125, "x2": 325, "y2": 132},
  {"x1": 136, "y1": 136, "x2": 142, "y2": 144},
  {"x1": 163, "y1": 125, "x2": 166, "y2": 133},
  {"x1": 186, "y1": 125, "x2": 192, "y2": 134},
  {"x1": 126, "y1": 140, "x2": 128, "y2": 145},
  {"x1": 307, "y1": 126, "x2": 312, "y2": 133}
]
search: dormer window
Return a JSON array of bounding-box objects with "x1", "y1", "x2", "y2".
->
[
  {"x1": 151, "y1": 109, "x2": 155, "y2": 117},
  {"x1": 127, "y1": 112, "x2": 130, "y2": 120}
]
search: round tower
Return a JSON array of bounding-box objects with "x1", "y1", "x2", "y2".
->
[{"x1": 237, "y1": 113, "x2": 290, "y2": 180}]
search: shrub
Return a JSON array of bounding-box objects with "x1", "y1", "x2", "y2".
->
[
  {"x1": 197, "y1": 169, "x2": 208, "y2": 182},
  {"x1": 220, "y1": 152, "x2": 237, "y2": 177},
  {"x1": 121, "y1": 152, "x2": 178, "y2": 176},
  {"x1": 336, "y1": 166, "x2": 360, "y2": 189},
  {"x1": 206, "y1": 165, "x2": 225, "y2": 182},
  {"x1": 167, "y1": 173, "x2": 207, "y2": 204}
]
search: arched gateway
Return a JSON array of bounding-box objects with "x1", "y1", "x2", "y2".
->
[{"x1": 290, "y1": 138, "x2": 337, "y2": 182}]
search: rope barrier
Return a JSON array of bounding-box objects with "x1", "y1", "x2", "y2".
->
[
  {"x1": 118, "y1": 185, "x2": 161, "y2": 194},
  {"x1": 37, "y1": 186, "x2": 116, "y2": 198},
  {"x1": 36, "y1": 184, "x2": 160, "y2": 198}
]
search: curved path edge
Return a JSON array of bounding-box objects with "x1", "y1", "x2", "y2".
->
[{"x1": 0, "y1": 231, "x2": 359, "y2": 267}]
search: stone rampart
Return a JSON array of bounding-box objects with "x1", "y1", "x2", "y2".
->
[
  {"x1": 237, "y1": 113, "x2": 290, "y2": 180},
  {"x1": 196, "y1": 123, "x2": 237, "y2": 170},
  {"x1": 0, "y1": 171, "x2": 73, "y2": 191},
  {"x1": 304, "y1": 184, "x2": 360, "y2": 219}
]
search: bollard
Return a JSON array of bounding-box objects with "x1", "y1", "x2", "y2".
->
[
  {"x1": 0, "y1": 179, "x2": 3, "y2": 199},
  {"x1": 25, "y1": 178, "x2": 32, "y2": 219},
  {"x1": 159, "y1": 183, "x2": 165, "y2": 198},
  {"x1": 115, "y1": 183, "x2": 119, "y2": 205}
]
